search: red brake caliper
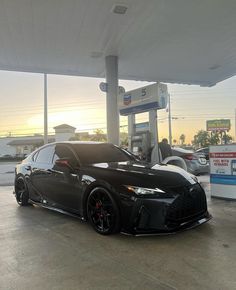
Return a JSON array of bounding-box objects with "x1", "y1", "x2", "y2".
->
[{"x1": 96, "y1": 201, "x2": 102, "y2": 217}]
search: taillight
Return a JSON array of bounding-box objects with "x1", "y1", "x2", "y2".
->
[{"x1": 184, "y1": 154, "x2": 197, "y2": 160}]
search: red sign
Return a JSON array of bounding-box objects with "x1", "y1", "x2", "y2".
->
[{"x1": 210, "y1": 152, "x2": 236, "y2": 158}]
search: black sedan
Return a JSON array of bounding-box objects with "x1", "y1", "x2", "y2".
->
[{"x1": 14, "y1": 142, "x2": 211, "y2": 235}]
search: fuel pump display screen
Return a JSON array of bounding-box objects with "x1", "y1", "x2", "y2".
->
[{"x1": 133, "y1": 147, "x2": 139, "y2": 154}]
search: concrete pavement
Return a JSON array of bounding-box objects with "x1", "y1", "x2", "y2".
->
[
  {"x1": 0, "y1": 184, "x2": 236, "y2": 290},
  {"x1": 0, "y1": 162, "x2": 16, "y2": 186}
]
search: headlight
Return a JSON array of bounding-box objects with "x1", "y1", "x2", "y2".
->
[{"x1": 125, "y1": 185, "x2": 166, "y2": 195}]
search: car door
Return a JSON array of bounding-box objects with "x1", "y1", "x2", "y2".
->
[
  {"x1": 44, "y1": 144, "x2": 81, "y2": 212},
  {"x1": 29, "y1": 145, "x2": 55, "y2": 202}
]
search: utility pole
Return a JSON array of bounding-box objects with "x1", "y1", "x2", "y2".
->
[
  {"x1": 44, "y1": 73, "x2": 48, "y2": 144},
  {"x1": 168, "y1": 94, "x2": 172, "y2": 146}
]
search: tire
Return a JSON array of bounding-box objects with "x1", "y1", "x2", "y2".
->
[
  {"x1": 87, "y1": 187, "x2": 121, "y2": 235},
  {"x1": 15, "y1": 177, "x2": 29, "y2": 206}
]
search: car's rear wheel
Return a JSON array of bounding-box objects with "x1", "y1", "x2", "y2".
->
[
  {"x1": 87, "y1": 187, "x2": 120, "y2": 235},
  {"x1": 15, "y1": 177, "x2": 29, "y2": 206}
]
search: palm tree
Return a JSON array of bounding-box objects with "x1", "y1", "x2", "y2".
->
[{"x1": 179, "y1": 134, "x2": 186, "y2": 145}]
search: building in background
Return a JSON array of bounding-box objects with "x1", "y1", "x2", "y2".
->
[
  {"x1": 7, "y1": 136, "x2": 55, "y2": 157},
  {"x1": 0, "y1": 137, "x2": 17, "y2": 157},
  {"x1": 0, "y1": 124, "x2": 76, "y2": 157},
  {"x1": 53, "y1": 124, "x2": 76, "y2": 142}
]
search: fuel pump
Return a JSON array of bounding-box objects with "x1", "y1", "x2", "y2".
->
[
  {"x1": 118, "y1": 83, "x2": 168, "y2": 163},
  {"x1": 130, "y1": 130, "x2": 151, "y2": 160}
]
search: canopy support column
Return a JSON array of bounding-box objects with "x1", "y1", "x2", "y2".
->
[
  {"x1": 128, "y1": 114, "x2": 135, "y2": 150},
  {"x1": 149, "y1": 110, "x2": 160, "y2": 163},
  {"x1": 105, "y1": 55, "x2": 119, "y2": 145},
  {"x1": 149, "y1": 110, "x2": 158, "y2": 147}
]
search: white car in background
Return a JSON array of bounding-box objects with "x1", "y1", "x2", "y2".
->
[{"x1": 171, "y1": 147, "x2": 209, "y2": 175}]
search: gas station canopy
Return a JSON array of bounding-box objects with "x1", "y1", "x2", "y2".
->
[{"x1": 0, "y1": 0, "x2": 236, "y2": 86}]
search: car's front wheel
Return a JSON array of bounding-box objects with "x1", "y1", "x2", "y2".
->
[
  {"x1": 15, "y1": 177, "x2": 29, "y2": 206},
  {"x1": 87, "y1": 187, "x2": 121, "y2": 235}
]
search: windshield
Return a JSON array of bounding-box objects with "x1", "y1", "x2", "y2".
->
[{"x1": 72, "y1": 143, "x2": 135, "y2": 165}]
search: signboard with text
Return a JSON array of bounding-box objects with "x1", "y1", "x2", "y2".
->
[
  {"x1": 118, "y1": 83, "x2": 168, "y2": 116},
  {"x1": 206, "y1": 119, "x2": 231, "y2": 132},
  {"x1": 210, "y1": 145, "x2": 236, "y2": 185}
]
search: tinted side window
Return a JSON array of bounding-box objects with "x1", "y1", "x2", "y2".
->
[
  {"x1": 72, "y1": 144, "x2": 133, "y2": 165},
  {"x1": 53, "y1": 145, "x2": 78, "y2": 167},
  {"x1": 36, "y1": 146, "x2": 54, "y2": 164}
]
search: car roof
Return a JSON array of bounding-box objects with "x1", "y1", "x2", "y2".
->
[
  {"x1": 196, "y1": 147, "x2": 209, "y2": 151},
  {"x1": 195, "y1": 148, "x2": 209, "y2": 154},
  {"x1": 59, "y1": 141, "x2": 105, "y2": 144},
  {"x1": 27, "y1": 141, "x2": 112, "y2": 159}
]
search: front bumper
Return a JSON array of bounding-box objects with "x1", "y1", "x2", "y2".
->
[{"x1": 121, "y1": 183, "x2": 212, "y2": 235}]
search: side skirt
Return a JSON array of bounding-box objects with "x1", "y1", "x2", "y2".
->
[{"x1": 29, "y1": 199, "x2": 86, "y2": 222}]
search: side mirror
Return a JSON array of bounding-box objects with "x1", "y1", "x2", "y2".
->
[{"x1": 55, "y1": 158, "x2": 74, "y2": 170}]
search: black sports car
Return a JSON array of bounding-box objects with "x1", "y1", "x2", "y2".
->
[{"x1": 14, "y1": 142, "x2": 211, "y2": 235}]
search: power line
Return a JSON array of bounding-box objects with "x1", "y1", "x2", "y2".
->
[{"x1": 0, "y1": 104, "x2": 106, "y2": 115}]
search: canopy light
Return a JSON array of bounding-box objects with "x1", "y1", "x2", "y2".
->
[
  {"x1": 209, "y1": 64, "x2": 221, "y2": 70},
  {"x1": 90, "y1": 51, "x2": 103, "y2": 58},
  {"x1": 112, "y1": 4, "x2": 128, "y2": 15}
]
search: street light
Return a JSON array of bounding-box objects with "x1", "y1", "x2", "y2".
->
[{"x1": 44, "y1": 74, "x2": 48, "y2": 144}]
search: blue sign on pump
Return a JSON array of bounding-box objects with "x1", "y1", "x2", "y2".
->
[{"x1": 123, "y1": 94, "x2": 131, "y2": 106}]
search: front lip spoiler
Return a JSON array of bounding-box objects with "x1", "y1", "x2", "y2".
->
[{"x1": 121, "y1": 213, "x2": 212, "y2": 236}]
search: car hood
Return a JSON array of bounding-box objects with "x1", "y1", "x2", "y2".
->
[{"x1": 84, "y1": 161, "x2": 197, "y2": 189}]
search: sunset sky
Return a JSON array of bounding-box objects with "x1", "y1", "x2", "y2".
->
[{"x1": 0, "y1": 70, "x2": 235, "y2": 144}]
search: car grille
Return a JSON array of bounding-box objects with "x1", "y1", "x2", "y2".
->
[{"x1": 167, "y1": 184, "x2": 207, "y2": 223}]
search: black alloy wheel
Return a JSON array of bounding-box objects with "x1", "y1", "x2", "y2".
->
[
  {"x1": 87, "y1": 187, "x2": 120, "y2": 235},
  {"x1": 15, "y1": 177, "x2": 29, "y2": 206}
]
